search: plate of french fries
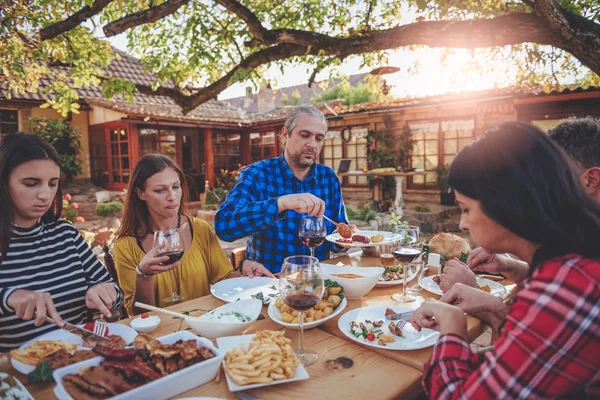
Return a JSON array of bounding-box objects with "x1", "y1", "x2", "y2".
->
[
  {"x1": 10, "y1": 338, "x2": 79, "y2": 375},
  {"x1": 216, "y1": 330, "x2": 309, "y2": 391}
]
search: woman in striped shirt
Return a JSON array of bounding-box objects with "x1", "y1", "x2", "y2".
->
[{"x1": 0, "y1": 133, "x2": 123, "y2": 352}]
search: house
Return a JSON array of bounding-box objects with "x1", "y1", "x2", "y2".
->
[{"x1": 2, "y1": 49, "x2": 599, "y2": 201}]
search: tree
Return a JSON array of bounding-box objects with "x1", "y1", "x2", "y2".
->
[
  {"x1": 312, "y1": 80, "x2": 385, "y2": 105},
  {"x1": 1, "y1": 0, "x2": 599, "y2": 116}
]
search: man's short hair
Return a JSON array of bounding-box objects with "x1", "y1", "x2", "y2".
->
[
  {"x1": 283, "y1": 105, "x2": 327, "y2": 136},
  {"x1": 548, "y1": 117, "x2": 600, "y2": 169}
]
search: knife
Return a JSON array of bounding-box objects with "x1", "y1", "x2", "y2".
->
[
  {"x1": 45, "y1": 317, "x2": 110, "y2": 342},
  {"x1": 385, "y1": 310, "x2": 413, "y2": 321}
]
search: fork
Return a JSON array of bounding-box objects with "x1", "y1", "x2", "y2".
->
[
  {"x1": 93, "y1": 319, "x2": 108, "y2": 336},
  {"x1": 395, "y1": 320, "x2": 407, "y2": 331}
]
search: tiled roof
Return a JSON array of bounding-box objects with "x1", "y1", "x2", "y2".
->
[
  {"x1": 0, "y1": 48, "x2": 242, "y2": 118},
  {"x1": 224, "y1": 73, "x2": 370, "y2": 114}
]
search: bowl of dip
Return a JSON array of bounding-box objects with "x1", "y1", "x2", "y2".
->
[
  {"x1": 185, "y1": 299, "x2": 262, "y2": 340},
  {"x1": 130, "y1": 314, "x2": 161, "y2": 333}
]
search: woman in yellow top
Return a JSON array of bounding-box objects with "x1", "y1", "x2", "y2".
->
[{"x1": 114, "y1": 154, "x2": 239, "y2": 316}]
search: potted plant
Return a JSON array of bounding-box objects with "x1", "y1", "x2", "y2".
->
[{"x1": 436, "y1": 164, "x2": 455, "y2": 206}]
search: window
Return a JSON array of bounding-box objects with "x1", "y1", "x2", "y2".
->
[
  {"x1": 214, "y1": 132, "x2": 241, "y2": 173},
  {"x1": 90, "y1": 128, "x2": 108, "y2": 186},
  {"x1": 322, "y1": 127, "x2": 368, "y2": 186},
  {"x1": 0, "y1": 110, "x2": 18, "y2": 139},
  {"x1": 410, "y1": 120, "x2": 475, "y2": 187},
  {"x1": 250, "y1": 131, "x2": 276, "y2": 163},
  {"x1": 159, "y1": 129, "x2": 177, "y2": 163},
  {"x1": 109, "y1": 127, "x2": 130, "y2": 184},
  {"x1": 140, "y1": 128, "x2": 158, "y2": 155}
]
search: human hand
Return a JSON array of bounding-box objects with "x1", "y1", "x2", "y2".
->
[
  {"x1": 86, "y1": 283, "x2": 117, "y2": 318},
  {"x1": 138, "y1": 248, "x2": 180, "y2": 277},
  {"x1": 278, "y1": 193, "x2": 325, "y2": 217},
  {"x1": 408, "y1": 299, "x2": 467, "y2": 337},
  {"x1": 241, "y1": 260, "x2": 275, "y2": 278},
  {"x1": 440, "y1": 259, "x2": 477, "y2": 293},
  {"x1": 467, "y1": 248, "x2": 507, "y2": 274},
  {"x1": 7, "y1": 289, "x2": 64, "y2": 327},
  {"x1": 440, "y1": 283, "x2": 505, "y2": 318}
]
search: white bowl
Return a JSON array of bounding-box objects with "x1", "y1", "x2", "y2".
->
[
  {"x1": 320, "y1": 264, "x2": 384, "y2": 299},
  {"x1": 130, "y1": 315, "x2": 161, "y2": 333},
  {"x1": 267, "y1": 297, "x2": 347, "y2": 330},
  {"x1": 185, "y1": 299, "x2": 262, "y2": 340}
]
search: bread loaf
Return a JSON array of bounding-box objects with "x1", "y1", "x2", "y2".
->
[{"x1": 429, "y1": 233, "x2": 471, "y2": 260}]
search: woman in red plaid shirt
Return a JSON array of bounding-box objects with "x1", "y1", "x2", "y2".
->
[{"x1": 409, "y1": 122, "x2": 600, "y2": 399}]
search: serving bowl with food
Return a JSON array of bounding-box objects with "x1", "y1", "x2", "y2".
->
[
  {"x1": 185, "y1": 299, "x2": 263, "y2": 340},
  {"x1": 268, "y1": 280, "x2": 347, "y2": 330},
  {"x1": 52, "y1": 331, "x2": 223, "y2": 400},
  {"x1": 320, "y1": 263, "x2": 384, "y2": 299},
  {"x1": 0, "y1": 373, "x2": 34, "y2": 400},
  {"x1": 130, "y1": 314, "x2": 161, "y2": 333}
]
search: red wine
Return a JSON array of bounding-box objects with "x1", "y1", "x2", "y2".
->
[
  {"x1": 157, "y1": 251, "x2": 184, "y2": 264},
  {"x1": 393, "y1": 248, "x2": 420, "y2": 263},
  {"x1": 299, "y1": 235, "x2": 325, "y2": 249},
  {"x1": 283, "y1": 293, "x2": 320, "y2": 311}
]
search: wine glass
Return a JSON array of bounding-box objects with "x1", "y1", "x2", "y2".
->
[
  {"x1": 299, "y1": 215, "x2": 326, "y2": 259},
  {"x1": 279, "y1": 255, "x2": 324, "y2": 366},
  {"x1": 391, "y1": 225, "x2": 422, "y2": 302},
  {"x1": 153, "y1": 228, "x2": 186, "y2": 304}
]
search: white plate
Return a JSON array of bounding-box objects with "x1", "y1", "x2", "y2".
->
[
  {"x1": 216, "y1": 334, "x2": 309, "y2": 392},
  {"x1": 375, "y1": 266, "x2": 420, "y2": 287},
  {"x1": 421, "y1": 276, "x2": 507, "y2": 297},
  {"x1": 0, "y1": 372, "x2": 34, "y2": 400},
  {"x1": 267, "y1": 296, "x2": 347, "y2": 330},
  {"x1": 11, "y1": 323, "x2": 137, "y2": 375},
  {"x1": 210, "y1": 277, "x2": 279, "y2": 304},
  {"x1": 338, "y1": 306, "x2": 439, "y2": 350},
  {"x1": 325, "y1": 230, "x2": 401, "y2": 248},
  {"x1": 53, "y1": 331, "x2": 223, "y2": 400}
]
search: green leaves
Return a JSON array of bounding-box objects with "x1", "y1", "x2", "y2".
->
[{"x1": 28, "y1": 361, "x2": 54, "y2": 384}]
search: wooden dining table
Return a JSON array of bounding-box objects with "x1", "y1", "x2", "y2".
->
[{"x1": 0, "y1": 251, "x2": 514, "y2": 400}]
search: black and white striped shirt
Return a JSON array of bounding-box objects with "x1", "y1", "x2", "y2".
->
[{"x1": 0, "y1": 220, "x2": 124, "y2": 352}]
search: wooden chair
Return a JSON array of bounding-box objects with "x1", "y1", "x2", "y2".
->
[{"x1": 98, "y1": 245, "x2": 129, "y2": 320}]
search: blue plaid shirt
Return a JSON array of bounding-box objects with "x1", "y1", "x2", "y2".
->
[{"x1": 215, "y1": 154, "x2": 348, "y2": 273}]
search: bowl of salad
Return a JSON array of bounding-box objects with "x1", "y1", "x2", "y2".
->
[{"x1": 185, "y1": 299, "x2": 262, "y2": 340}]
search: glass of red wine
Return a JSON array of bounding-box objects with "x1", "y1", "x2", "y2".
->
[
  {"x1": 279, "y1": 255, "x2": 324, "y2": 366},
  {"x1": 391, "y1": 225, "x2": 422, "y2": 302},
  {"x1": 299, "y1": 215, "x2": 326, "y2": 259},
  {"x1": 153, "y1": 228, "x2": 186, "y2": 304}
]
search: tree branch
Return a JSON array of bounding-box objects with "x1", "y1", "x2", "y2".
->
[
  {"x1": 39, "y1": 0, "x2": 114, "y2": 40},
  {"x1": 214, "y1": 0, "x2": 269, "y2": 43},
  {"x1": 103, "y1": 0, "x2": 190, "y2": 37}
]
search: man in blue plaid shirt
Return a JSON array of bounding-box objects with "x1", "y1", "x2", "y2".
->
[{"x1": 215, "y1": 106, "x2": 349, "y2": 274}]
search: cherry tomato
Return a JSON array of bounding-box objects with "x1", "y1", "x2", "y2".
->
[
  {"x1": 83, "y1": 322, "x2": 95, "y2": 331},
  {"x1": 366, "y1": 332, "x2": 376, "y2": 342},
  {"x1": 141, "y1": 313, "x2": 150, "y2": 319}
]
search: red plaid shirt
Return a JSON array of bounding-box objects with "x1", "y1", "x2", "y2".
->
[{"x1": 423, "y1": 252, "x2": 600, "y2": 399}]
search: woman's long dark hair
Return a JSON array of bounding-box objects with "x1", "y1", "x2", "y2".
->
[
  {"x1": 449, "y1": 122, "x2": 600, "y2": 263},
  {"x1": 116, "y1": 154, "x2": 190, "y2": 239},
  {"x1": 0, "y1": 133, "x2": 63, "y2": 259}
]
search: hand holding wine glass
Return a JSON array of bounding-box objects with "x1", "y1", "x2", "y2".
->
[
  {"x1": 279, "y1": 255, "x2": 324, "y2": 366},
  {"x1": 299, "y1": 215, "x2": 326, "y2": 258},
  {"x1": 153, "y1": 228, "x2": 186, "y2": 303}
]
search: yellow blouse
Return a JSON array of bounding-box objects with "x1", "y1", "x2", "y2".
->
[{"x1": 113, "y1": 218, "x2": 234, "y2": 315}]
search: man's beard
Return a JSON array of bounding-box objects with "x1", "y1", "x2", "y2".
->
[{"x1": 290, "y1": 150, "x2": 315, "y2": 169}]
